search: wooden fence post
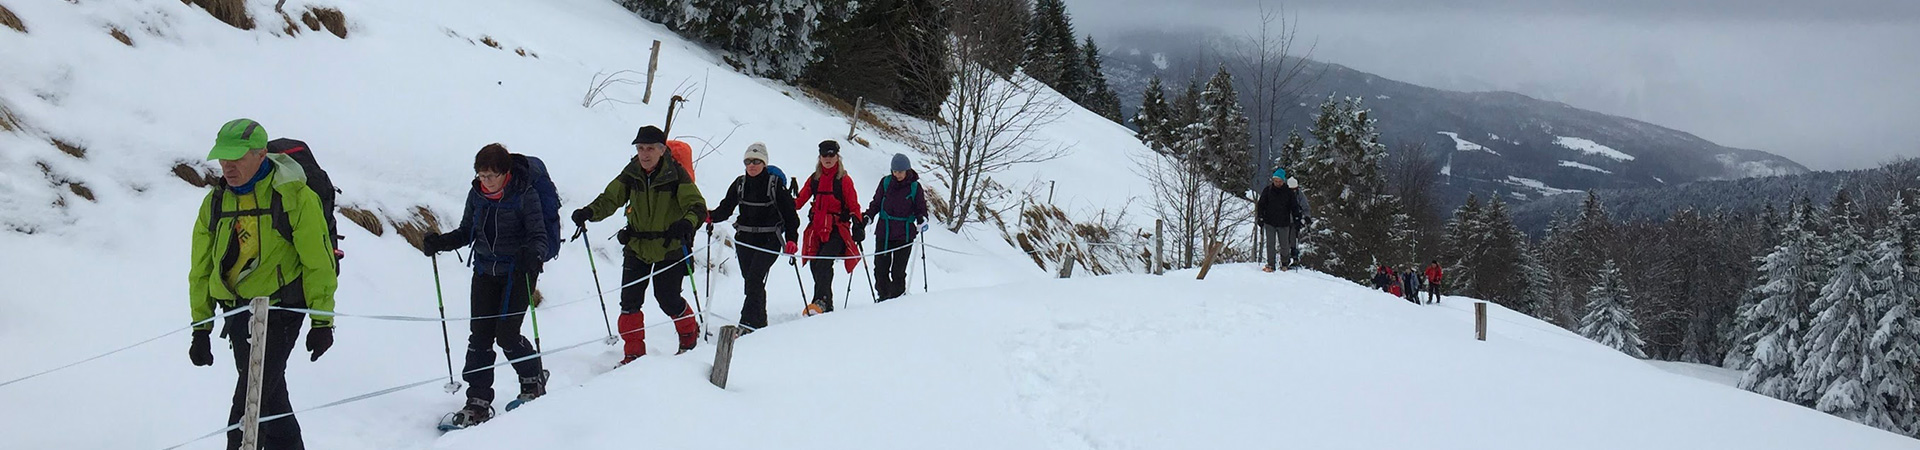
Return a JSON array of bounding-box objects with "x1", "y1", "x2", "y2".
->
[
  {"x1": 1196, "y1": 241, "x2": 1222, "y2": 280},
  {"x1": 240, "y1": 297, "x2": 270, "y2": 450},
  {"x1": 846, "y1": 97, "x2": 865, "y2": 141},
  {"x1": 1475, "y1": 302, "x2": 1488, "y2": 342},
  {"x1": 709, "y1": 325, "x2": 742, "y2": 389},
  {"x1": 1153, "y1": 220, "x2": 1164, "y2": 275},
  {"x1": 642, "y1": 40, "x2": 662, "y2": 104}
]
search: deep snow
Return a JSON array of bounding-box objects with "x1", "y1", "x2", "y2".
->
[{"x1": 0, "y1": 0, "x2": 1914, "y2": 449}]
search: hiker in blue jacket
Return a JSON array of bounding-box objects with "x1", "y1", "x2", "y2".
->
[{"x1": 421, "y1": 144, "x2": 551, "y2": 428}]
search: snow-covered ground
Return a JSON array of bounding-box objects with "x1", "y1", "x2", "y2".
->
[
  {"x1": 1647, "y1": 360, "x2": 1745, "y2": 388},
  {"x1": 1555, "y1": 136, "x2": 1637, "y2": 161},
  {"x1": 1560, "y1": 160, "x2": 1615, "y2": 174},
  {"x1": 1506, "y1": 175, "x2": 1582, "y2": 196},
  {"x1": 0, "y1": 1, "x2": 1914, "y2": 449},
  {"x1": 1438, "y1": 131, "x2": 1498, "y2": 155}
]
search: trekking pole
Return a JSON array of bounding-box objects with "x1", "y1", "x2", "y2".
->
[
  {"x1": 792, "y1": 255, "x2": 810, "y2": 311},
  {"x1": 430, "y1": 255, "x2": 462, "y2": 394},
  {"x1": 574, "y1": 227, "x2": 618, "y2": 345},
  {"x1": 858, "y1": 243, "x2": 877, "y2": 303},
  {"x1": 526, "y1": 275, "x2": 543, "y2": 353},
  {"x1": 703, "y1": 231, "x2": 714, "y2": 340},
  {"x1": 685, "y1": 245, "x2": 707, "y2": 340},
  {"x1": 919, "y1": 237, "x2": 929, "y2": 293}
]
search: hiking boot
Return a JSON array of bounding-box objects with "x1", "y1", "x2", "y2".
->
[
  {"x1": 1261, "y1": 265, "x2": 1276, "y2": 273},
  {"x1": 620, "y1": 354, "x2": 643, "y2": 365},
  {"x1": 516, "y1": 370, "x2": 549, "y2": 403},
  {"x1": 449, "y1": 398, "x2": 493, "y2": 427}
]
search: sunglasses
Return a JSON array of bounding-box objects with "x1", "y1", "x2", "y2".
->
[
  {"x1": 744, "y1": 159, "x2": 766, "y2": 166},
  {"x1": 475, "y1": 172, "x2": 506, "y2": 181}
]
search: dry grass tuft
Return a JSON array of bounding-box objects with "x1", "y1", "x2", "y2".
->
[
  {"x1": 391, "y1": 206, "x2": 443, "y2": 252},
  {"x1": 184, "y1": 0, "x2": 254, "y2": 30},
  {"x1": 51, "y1": 138, "x2": 85, "y2": 159},
  {"x1": 338, "y1": 206, "x2": 384, "y2": 237},
  {"x1": 0, "y1": 102, "x2": 20, "y2": 133},
  {"x1": 301, "y1": 7, "x2": 344, "y2": 38},
  {"x1": 67, "y1": 182, "x2": 94, "y2": 201},
  {"x1": 0, "y1": 3, "x2": 26, "y2": 33},
  {"x1": 109, "y1": 26, "x2": 133, "y2": 45},
  {"x1": 171, "y1": 161, "x2": 217, "y2": 187},
  {"x1": 479, "y1": 35, "x2": 499, "y2": 49},
  {"x1": 800, "y1": 87, "x2": 911, "y2": 143}
]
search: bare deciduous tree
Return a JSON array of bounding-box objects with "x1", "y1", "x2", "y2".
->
[
  {"x1": 1232, "y1": 3, "x2": 1319, "y2": 189},
  {"x1": 916, "y1": 1, "x2": 1071, "y2": 232}
]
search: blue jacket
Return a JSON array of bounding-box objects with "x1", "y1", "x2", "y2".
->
[{"x1": 445, "y1": 163, "x2": 550, "y2": 276}]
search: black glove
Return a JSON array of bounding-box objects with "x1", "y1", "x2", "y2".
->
[
  {"x1": 306, "y1": 326, "x2": 333, "y2": 362},
  {"x1": 668, "y1": 219, "x2": 695, "y2": 241},
  {"x1": 571, "y1": 208, "x2": 593, "y2": 228},
  {"x1": 851, "y1": 219, "x2": 867, "y2": 243},
  {"x1": 421, "y1": 232, "x2": 443, "y2": 256},
  {"x1": 516, "y1": 247, "x2": 543, "y2": 272},
  {"x1": 189, "y1": 329, "x2": 214, "y2": 366}
]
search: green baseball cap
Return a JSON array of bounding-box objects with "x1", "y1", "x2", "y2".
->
[{"x1": 207, "y1": 118, "x2": 269, "y2": 160}]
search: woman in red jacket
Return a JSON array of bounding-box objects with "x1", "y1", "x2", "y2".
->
[{"x1": 795, "y1": 140, "x2": 862, "y2": 316}]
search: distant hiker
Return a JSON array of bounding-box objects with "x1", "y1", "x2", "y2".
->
[
  {"x1": 187, "y1": 119, "x2": 337, "y2": 450},
  {"x1": 707, "y1": 142, "x2": 800, "y2": 330},
  {"x1": 1254, "y1": 168, "x2": 1309, "y2": 272},
  {"x1": 1401, "y1": 266, "x2": 1421, "y2": 304},
  {"x1": 1388, "y1": 267, "x2": 1404, "y2": 297},
  {"x1": 1424, "y1": 260, "x2": 1444, "y2": 304},
  {"x1": 1372, "y1": 266, "x2": 1394, "y2": 293},
  {"x1": 572, "y1": 125, "x2": 707, "y2": 364},
  {"x1": 862, "y1": 153, "x2": 929, "y2": 302},
  {"x1": 795, "y1": 140, "x2": 862, "y2": 315},
  {"x1": 420, "y1": 144, "x2": 552, "y2": 427}
]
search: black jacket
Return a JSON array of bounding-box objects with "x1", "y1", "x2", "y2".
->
[
  {"x1": 1255, "y1": 185, "x2": 1309, "y2": 228},
  {"x1": 709, "y1": 172, "x2": 801, "y2": 242},
  {"x1": 436, "y1": 163, "x2": 550, "y2": 276}
]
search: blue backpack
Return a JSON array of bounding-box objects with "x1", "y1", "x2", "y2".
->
[{"x1": 514, "y1": 154, "x2": 563, "y2": 261}]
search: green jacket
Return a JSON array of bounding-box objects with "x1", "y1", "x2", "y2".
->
[
  {"x1": 583, "y1": 158, "x2": 706, "y2": 263},
  {"x1": 188, "y1": 154, "x2": 338, "y2": 330}
]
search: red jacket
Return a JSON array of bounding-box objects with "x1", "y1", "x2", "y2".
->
[
  {"x1": 1425, "y1": 264, "x2": 1443, "y2": 283},
  {"x1": 795, "y1": 166, "x2": 861, "y2": 272}
]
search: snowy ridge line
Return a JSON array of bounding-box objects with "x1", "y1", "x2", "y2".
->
[
  {"x1": 158, "y1": 310, "x2": 717, "y2": 450},
  {"x1": 269, "y1": 244, "x2": 709, "y2": 323},
  {"x1": 1431, "y1": 302, "x2": 1591, "y2": 344},
  {"x1": 0, "y1": 308, "x2": 250, "y2": 390}
]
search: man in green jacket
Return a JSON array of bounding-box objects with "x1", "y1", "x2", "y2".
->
[
  {"x1": 572, "y1": 125, "x2": 707, "y2": 364},
  {"x1": 186, "y1": 119, "x2": 338, "y2": 450}
]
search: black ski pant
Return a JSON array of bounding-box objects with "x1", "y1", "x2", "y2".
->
[
  {"x1": 222, "y1": 308, "x2": 306, "y2": 450},
  {"x1": 734, "y1": 231, "x2": 783, "y2": 329},
  {"x1": 464, "y1": 271, "x2": 543, "y2": 403},
  {"x1": 621, "y1": 250, "x2": 693, "y2": 318},
  {"x1": 873, "y1": 236, "x2": 914, "y2": 301},
  {"x1": 808, "y1": 233, "x2": 847, "y2": 312}
]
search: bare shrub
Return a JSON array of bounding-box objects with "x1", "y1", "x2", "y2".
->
[
  {"x1": 0, "y1": 3, "x2": 25, "y2": 33},
  {"x1": 185, "y1": 0, "x2": 255, "y2": 30}
]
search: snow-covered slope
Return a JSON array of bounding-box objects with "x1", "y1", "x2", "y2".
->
[{"x1": 0, "y1": 1, "x2": 1912, "y2": 449}]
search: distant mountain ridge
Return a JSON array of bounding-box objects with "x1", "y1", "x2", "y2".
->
[{"x1": 1098, "y1": 29, "x2": 1809, "y2": 211}]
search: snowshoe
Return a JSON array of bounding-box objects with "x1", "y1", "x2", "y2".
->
[
  {"x1": 437, "y1": 398, "x2": 494, "y2": 431},
  {"x1": 504, "y1": 370, "x2": 549, "y2": 412}
]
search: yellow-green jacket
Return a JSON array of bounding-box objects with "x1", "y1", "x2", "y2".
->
[{"x1": 188, "y1": 154, "x2": 338, "y2": 330}]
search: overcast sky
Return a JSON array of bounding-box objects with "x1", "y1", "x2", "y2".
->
[{"x1": 1065, "y1": 0, "x2": 1920, "y2": 170}]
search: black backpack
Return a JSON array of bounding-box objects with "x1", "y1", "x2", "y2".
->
[{"x1": 266, "y1": 138, "x2": 341, "y2": 248}]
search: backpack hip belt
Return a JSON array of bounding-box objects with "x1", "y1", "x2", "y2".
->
[{"x1": 734, "y1": 225, "x2": 782, "y2": 234}]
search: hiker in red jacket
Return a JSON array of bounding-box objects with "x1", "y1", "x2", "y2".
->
[
  {"x1": 795, "y1": 140, "x2": 862, "y2": 316},
  {"x1": 1424, "y1": 261, "x2": 1444, "y2": 304}
]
